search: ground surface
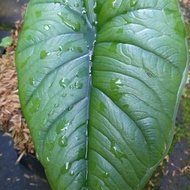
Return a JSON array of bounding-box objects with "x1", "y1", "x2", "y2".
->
[{"x1": 0, "y1": 131, "x2": 51, "y2": 190}]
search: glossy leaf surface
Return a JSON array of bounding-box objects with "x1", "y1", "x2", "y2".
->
[{"x1": 15, "y1": 0, "x2": 188, "y2": 189}]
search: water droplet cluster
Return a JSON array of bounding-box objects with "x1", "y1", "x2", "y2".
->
[
  {"x1": 57, "y1": 13, "x2": 81, "y2": 32},
  {"x1": 110, "y1": 140, "x2": 128, "y2": 161}
]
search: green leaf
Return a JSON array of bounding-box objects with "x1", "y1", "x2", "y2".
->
[
  {"x1": 15, "y1": 0, "x2": 188, "y2": 189},
  {"x1": 0, "y1": 36, "x2": 12, "y2": 48}
]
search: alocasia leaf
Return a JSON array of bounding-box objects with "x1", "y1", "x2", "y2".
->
[{"x1": 15, "y1": 0, "x2": 188, "y2": 189}]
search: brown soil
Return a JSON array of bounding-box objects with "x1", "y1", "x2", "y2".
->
[{"x1": 0, "y1": 21, "x2": 35, "y2": 161}]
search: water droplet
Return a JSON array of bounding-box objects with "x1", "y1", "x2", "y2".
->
[
  {"x1": 75, "y1": 136, "x2": 80, "y2": 140},
  {"x1": 56, "y1": 120, "x2": 70, "y2": 134},
  {"x1": 43, "y1": 119, "x2": 48, "y2": 124},
  {"x1": 59, "y1": 78, "x2": 70, "y2": 88},
  {"x1": 48, "y1": 83, "x2": 53, "y2": 88},
  {"x1": 26, "y1": 35, "x2": 32, "y2": 40},
  {"x1": 48, "y1": 109, "x2": 54, "y2": 116},
  {"x1": 70, "y1": 170, "x2": 74, "y2": 176},
  {"x1": 117, "y1": 28, "x2": 123, "y2": 34},
  {"x1": 69, "y1": 84, "x2": 75, "y2": 89},
  {"x1": 112, "y1": 0, "x2": 117, "y2": 9},
  {"x1": 60, "y1": 162, "x2": 71, "y2": 175},
  {"x1": 77, "y1": 148, "x2": 85, "y2": 159},
  {"x1": 122, "y1": 104, "x2": 129, "y2": 110},
  {"x1": 54, "y1": 103, "x2": 59, "y2": 108},
  {"x1": 58, "y1": 135, "x2": 68, "y2": 147},
  {"x1": 56, "y1": 46, "x2": 63, "y2": 57},
  {"x1": 29, "y1": 77, "x2": 35, "y2": 86},
  {"x1": 92, "y1": 21, "x2": 98, "y2": 26},
  {"x1": 57, "y1": 13, "x2": 80, "y2": 31},
  {"x1": 36, "y1": 152, "x2": 40, "y2": 160},
  {"x1": 61, "y1": 41, "x2": 83, "y2": 53},
  {"x1": 82, "y1": 7, "x2": 87, "y2": 14},
  {"x1": 54, "y1": 0, "x2": 61, "y2": 4},
  {"x1": 144, "y1": 70, "x2": 156, "y2": 78},
  {"x1": 110, "y1": 140, "x2": 127, "y2": 161},
  {"x1": 108, "y1": 43, "x2": 118, "y2": 54},
  {"x1": 74, "y1": 81, "x2": 83, "y2": 89},
  {"x1": 45, "y1": 156, "x2": 50, "y2": 164},
  {"x1": 62, "y1": 93, "x2": 67, "y2": 97},
  {"x1": 75, "y1": 46, "x2": 83, "y2": 53},
  {"x1": 62, "y1": 0, "x2": 68, "y2": 4},
  {"x1": 40, "y1": 50, "x2": 48, "y2": 59},
  {"x1": 43, "y1": 24, "x2": 51, "y2": 31},
  {"x1": 30, "y1": 97, "x2": 41, "y2": 113},
  {"x1": 110, "y1": 78, "x2": 124, "y2": 90},
  {"x1": 102, "y1": 172, "x2": 110, "y2": 178},
  {"x1": 130, "y1": 0, "x2": 138, "y2": 7},
  {"x1": 85, "y1": 127, "x2": 88, "y2": 137},
  {"x1": 35, "y1": 10, "x2": 42, "y2": 18},
  {"x1": 68, "y1": 105, "x2": 73, "y2": 111},
  {"x1": 74, "y1": 3, "x2": 79, "y2": 7}
]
